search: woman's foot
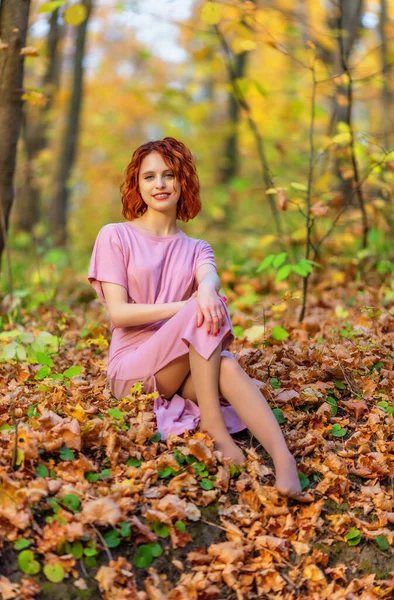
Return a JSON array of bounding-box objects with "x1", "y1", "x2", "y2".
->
[
  {"x1": 274, "y1": 452, "x2": 302, "y2": 498},
  {"x1": 213, "y1": 435, "x2": 246, "y2": 465}
]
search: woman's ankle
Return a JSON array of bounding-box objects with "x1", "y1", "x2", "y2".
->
[{"x1": 200, "y1": 421, "x2": 230, "y2": 440}]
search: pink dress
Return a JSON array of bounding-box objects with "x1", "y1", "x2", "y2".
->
[{"x1": 88, "y1": 222, "x2": 246, "y2": 439}]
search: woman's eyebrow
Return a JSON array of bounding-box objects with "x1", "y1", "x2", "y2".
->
[{"x1": 141, "y1": 169, "x2": 173, "y2": 175}]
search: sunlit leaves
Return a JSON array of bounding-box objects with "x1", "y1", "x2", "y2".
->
[
  {"x1": 201, "y1": 2, "x2": 221, "y2": 25},
  {"x1": 18, "y1": 550, "x2": 41, "y2": 575},
  {"x1": 271, "y1": 326, "x2": 289, "y2": 341},
  {"x1": 64, "y1": 4, "x2": 87, "y2": 26},
  {"x1": 38, "y1": 0, "x2": 66, "y2": 13},
  {"x1": 43, "y1": 563, "x2": 65, "y2": 583}
]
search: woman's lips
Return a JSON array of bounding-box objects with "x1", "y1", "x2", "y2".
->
[{"x1": 153, "y1": 193, "x2": 170, "y2": 199}]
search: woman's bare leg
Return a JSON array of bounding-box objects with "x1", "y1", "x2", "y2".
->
[
  {"x1": 178, "y1": 354, "x2": 301, "y2": 496},
  {"x1": 188, "y1": 343, "x2": 245, "y2": 464},
  {"x1": 218, "y1": 356, "x2": 301, "y2": 496}
]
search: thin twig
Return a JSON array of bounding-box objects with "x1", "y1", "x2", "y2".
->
[
  {"x1": 90, "y1": 523, "x2": 113, "y2": 562},
  {"x1": 11, "y1": 392, "x2": 19, "y2": 470}
]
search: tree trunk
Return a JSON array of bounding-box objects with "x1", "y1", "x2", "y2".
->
[
  {"x1": 0, "y1": 0, "x2": 31, "y2": 269},
  {"x1": 328, "y1": 0, "x2": 364, "y2": 207},
  {"x1": 218, "y1": 50, "x2": 249, "y2": 184},
  {"x1": 49, "y1": 0, "x2": 93, "y2": 246},
  {"x1": 13, "y1": 9, "x2": 64, "y2": 232},
  {"x1": 379, "y1": 0, "x2": 393, "y2": 150}
]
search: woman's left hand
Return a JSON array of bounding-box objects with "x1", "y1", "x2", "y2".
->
[{"x1": 196, "y1": 286, "x2": 227, "y2": 335}]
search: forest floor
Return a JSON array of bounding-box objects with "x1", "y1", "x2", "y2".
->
[{"x1": 0, "y1": 274, "x2": 393, "y2": 599}]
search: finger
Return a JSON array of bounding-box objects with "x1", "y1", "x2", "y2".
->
[
  {"x1": 209, "y1": 308, "x2": 220, "y2": 335},
  {"x1": 196, "y1": 304, "x2": 204, "y2": 327},
  {"x1": 219, "y1": 306, "x2": 226, "y2": 327},
  {"x1": 203, "y1": 309, "x2": 213, "y2": 334}
]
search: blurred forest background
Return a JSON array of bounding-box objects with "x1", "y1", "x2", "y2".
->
[
  {"x1": 1, "y1": 2, "x2": 394, "y2": 597},
  {"x1": 1, "y1": 0, "x2": 393, "y2": 313}
]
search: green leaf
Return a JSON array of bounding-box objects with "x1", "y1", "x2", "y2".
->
[
  {"x1": 292, "y1": 264, "x2": 308, "y2": 277},
  {"x1": 44, "y1": 563, "x2": 65, "y2": 583},
  {"x1": 35, "y1": 464, "x2": 49, "y2": 477},
  {"x1": 192, "y1": 463, "x2": 206, "y2": 473},
  {"x1": 257, "y1": 254, "x2": 275, "y2": 273},
  {"x1": 334, "y1": 379, "x2": 346, "y2": 390},
  {"x1": 158, "y1": 466, "x2": 173, "y2": 479},
  {"x1": 200, "y1": 478, "x2": 214, "y2": 490},
  {"x1": 50, "y1": 373, "x2": 64, "y2": 381},
  {"x1": 270, "y1": 378, "x2": 281, "y2": 389},
  {"x1": 85, "y1": 472, "x2": 99, "y2": 482},
  {"x1": 148, "y1": 432, "x2": 162, "y2": 444},
  {"x1": 132, "y1": 543, "x2": 162, "y2": 568},
  {"x1": 120, "y1": 521, "x2": 131, "y2": 537},
  {"x1": 18, "y1": 550, "x2": 41, "y2": 575},
  {"x1": 14, "y1": 539, "x2": 31, "y2": 550},
  {"x1": 36, "y1": 352, "x2": 54, "y2": 367},
  {"x1": 272, "y1": 252, "x2": 288, "y2": 268},
  {"x1": 272, "y1": 408, "x2": 285, "y2": 424},
  {"x1": 371, "y1": 361, "x2": 384, "y2": 372},
  {"x1": 126, "y1": 457, "x2": 142, "y2": 467},
  {"x1": 100, "y1": 469, "x2": 112, "y2": 479},
  {"x1": 103, "y1": 530, "x2": 121, "y2": 548},
  {"x1": 27, "y1": 404, "x2": 38, "y2": 418},
  {"x1": 275, "y1": 264, "x2": 292, "y2": 282},
  {"x1": 70, "y1": 541, "x2": 84, "y2": 559},
  {"x1": 299, "y1": 259, "x2": 316, "y2": 273},
  {"x1": 59, "y1": 447, "x2": 75, "y2": 461},
  {"x1": 34, "y1": 366, "x2": 51, "y2": 380},
  {"x1": 175, "y1": 521, "x2": 186, "y2": 532},
  {"x1": 62, "y1": 494, "x2": 81, "y2": 512},
  {"x1": 290, "y1": 182, "x2": 307, "y2": 192},
  {"x1": 331, "y1": 423, "x2": 347, "y2": 437},
  {"x1": 84, "y1": 542, "x2": 99, "y2": 557},
  {"x1": 233, "y1": 325, "x2": 245, "y2": 337},
  {"x1": 107, "y1": 407, "x2": 124, "y2": 420},
  {"x1": 271, "y1": 326, "x2": 289, "y2": 340},
  {"x1": 63, "y1": 365, "x2": 82, "y2": 378},
  {"x1": 376, "y1": 534, "x2": 389, "y2": 551},
  {"x1": 173, "y1": 450, "x2": 185, "y2": 465},
  {"x1": 152, "y1": 521, "x2": 170, "y2": 538},
  {"x1": 298, "y1": 472, "x2": 310, "y2": 491},
  {"x1": 327, "y1": 395, "x2": 338, "y2": 416},
  {"x1": 229, "y1": 464, "x2": 241, "y2": 478},
  {"x1": 345, "y1": 527, "x2": 361, "y2": 546},
  {"x1": 48, "y1": 498, "x2": 60, "y2": 513},
  {"x1": 185, "y1": 455, "x2": 197, "y2": 464},
  {"x1": 16, "y1": 345, "x2": 27, "y2": 361},
  {"x1": 0, "y1": 423, "x2": 13, "y2": 431}
]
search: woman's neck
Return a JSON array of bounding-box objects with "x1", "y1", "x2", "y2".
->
[{"x1": 133, "y1": 212, "x2": 179, "y2": 237}]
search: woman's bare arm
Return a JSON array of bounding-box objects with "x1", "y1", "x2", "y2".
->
[{"x1": 101, "y1": 281, "x2": 186, "y2": 328}]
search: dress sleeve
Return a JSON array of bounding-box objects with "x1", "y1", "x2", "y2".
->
[
  {"x1": 195, "y1": 240, "x2": 217, "y2": 272},
  {"x1": 88, "y1": 224, "x2": 128, "y2": 305}
]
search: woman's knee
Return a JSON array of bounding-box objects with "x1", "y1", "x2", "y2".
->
[
  {"x1": 154, "y1": 353, "x2": 190, "y2": 399},
  {"x1": 219, "y1": 354, "x2": 239, "y2": 378}
]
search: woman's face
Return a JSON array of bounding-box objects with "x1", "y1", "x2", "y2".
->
[{"x1": 138, "y1": 151, "x2": 181, "y2": 215}]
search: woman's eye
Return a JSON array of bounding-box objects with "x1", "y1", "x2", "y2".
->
[{"x1": 145, "y1": 174, "x2": 173, "y2": 180}]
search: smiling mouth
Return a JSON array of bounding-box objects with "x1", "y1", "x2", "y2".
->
[{"x1": 154, "y1": 193, "x2": 170, "y2": 199}]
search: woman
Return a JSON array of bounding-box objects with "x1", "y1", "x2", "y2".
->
[{"x1": 88, "y1": 137, "x2": 302, "y2": 497}]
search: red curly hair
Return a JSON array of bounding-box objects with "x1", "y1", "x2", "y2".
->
[{"x1": 120, "y1": 137, "x2": 202, "y2": 222}]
